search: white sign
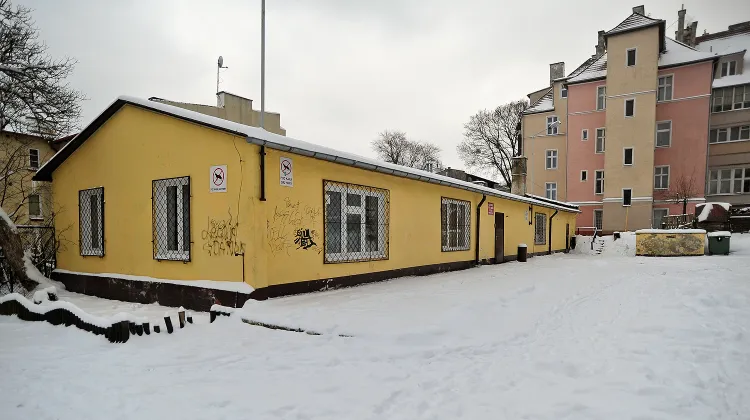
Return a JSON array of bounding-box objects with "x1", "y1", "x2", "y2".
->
[
  {"x1": 280, "y1": 156, "x2": 293, "y2": 187},
  {"x1": 210, "y1": 165, "x2": 227, "y2": 193}
]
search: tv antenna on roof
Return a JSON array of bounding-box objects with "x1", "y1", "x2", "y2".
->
[{"x1": 216, "y1": 56, "x2": 228, "y2": 93}]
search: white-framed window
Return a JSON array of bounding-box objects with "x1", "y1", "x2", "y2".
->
[
  {"x1": 626, "y1": 48, "x2": 637, "y2": 67},
  {"x1": 656, "y1": 121, "x2": 672, "y2": 147},
  {"x1": 721, "y1": 61, "x2": 737, "y2": 77},
  {"x1": 152, "y1": 176, "x2": 191, "y2": 261},
  {"x1": 733, "y1": 168, "x2": 750, "y2": 194},
  {"x1": 581, "y1": 170, "x2": 588, "y2": 182},
  {"x1": 534, "y1": 212, "x2": 547, "y2": 245},
  {"x1": 582, "y1": 129, "x2": 589, "y2": 141},
  {"x1": 623, "y1": 147, "x2": 634, "y2": 166},
  {"x1": 593, "y1": 209, "x2": 603, "y2": 230},
  {"x1": 625, "y1": 98, "x2": 635, "y2": 117},
  {"x1": 657, "y1": 75, "x2": 673, "y2": 101},
  {"x1": 545, "y1": 182, "x2": 557, "y2": 200},
  {"x1": 654, "y1": 166, "x2": 669, "y2": 190},
  {"x1": 596, "y1": 86, "x2": 606, "y2": 110},
  {"x1": 79, "y1": 187, "x2": 104, "y2": 256},
  {"x1": 440, "y1": 197, "x2": 471, "y2": 252},
  {"x1": 622, "y1": 188, "x2": 632, "y2": 206},
  {"x1": 653, "y1": 208, "x2": 669, "y2": 229},
  {"x1": 28, "y1": 193, "x2": 42, "y2": 219},
  {"x1": 29, "y1": 148, "x2": 40, "y2": 169},
  {"x1": 324, "y1": 181, "x2": 389, "y2": 261},
  {"x1": 710, "y1": 125, "x2": 750, "y2": 143},
  {"x1": 546, "y1": 115, "x2": 559, "y2": 135},
  {"x1": 595, "y1": 170, "x2": 604, "y2": 195},
  {"x1": 709, "y1": 167, "x2": 750, "y2": 195},
  {"x1": 561, "y1": 87, "x2": 568, "y2": 98},
  {"x1": 545, "y1": 149, "x2": 558, "y2": 169},
  {"x1": 712, "y1": 85, "x2": 750, "y2": 112},
  {"x1": 595, "y1": 128, "x2": 606, "y2": 153}
]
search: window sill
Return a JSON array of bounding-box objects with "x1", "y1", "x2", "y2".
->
[
  {"x1": 155, "y1": 254, "x2": 190, "y2": 262},
  {"x1": 655, "y1": 145, "x2": 671, "y2": 148},
  {"x1": 534, "y1": 242, "x2": 546, "y2": 246},
  {"x1": 441, "y1": 248, "x2": 471, "y2": 253},
  {"x1": 710, "y1": 138, "x2": 750, "y2": 145},
  {"x1": 595, "y1": 151, "x2": 605, "y2": 155},
  {"x1": 623, "y1": 164, "x2": 633, "y2": 167},
  {"x1": 28, "y1": 216, "x2": 44, "y2": 221},
  {"x1": 545, "y1": 167, "x2": 558, "y2": 171},
  {"x1": 712, "y1": 108, "x2": 749, "y2": 114}
]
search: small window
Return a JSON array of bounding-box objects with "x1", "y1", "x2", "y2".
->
[
  {"x1": 593, "y1": 209, "x2": 603, "y2": 230},
  {"x1": 581, "y1": 170, "x2": 588, "y2": 181},
  {"x1": 534, "y1": 213, "x2": 547, "y2": 245},
  {"x1": 742, "y1": 126, "x2": 750, "y2": 140},
  {"x1": 653, "y1": 208, "x2": 668, "y2": 229},
  {"x1": 441, "y1": 197, "x2": 471, "y2": 252},
  {"x1": 595, "y1": 128, "x2": 606, "y2": 153},
  {"x1": 561, "y1": 87, "x2": 568, "y2": 98},
  {"x1": 623, "y1": 188, "x2": 632, "y2": 206},
  {"x1": 721, "y1": 61, "x2": 737, "y2": 77},
  {"x1": 325, "y1": 181, "x2": 389, "y2": 261},
  {"x1": 626, "y1": 48, "x2": 637, "y2": 67},
  {"x1": 595, "y1": 170, "x2": 604, "y2": 195},
  {"x1": 28, "y1": 193, "x2": 42, "y2": 218},
  {"x1": 582, "y1": 129, "x2": 589, "y2": 141},
  {"x1": 657, "y1": 75, "x2": 673, "y2": 101},
  {"x1": 545, "y1": 182, "x2": 557, "y2": 200},
  {"x1": 153, "y1": 176, "x2": 191, "y2": 261},
  {"x1": 29, "y1": 149, "x2": 40, "y2": 169},
  {"x1": 623, "y1": 148, "x2": 634, "y2": 166},
  {"x1": 654, "y1": 166, "x2": 669, "y2": 189},
  {"x1": 596, "y1": 86, "x2": 607, "y2": 110},
  {"x1": 546, "y1": 116, "x2": 559, "y2": 135},
  {"x1": 656, "y1": 121, "x2": 672, "y2": 147},
  {"x1": 545, "y1": 150, "x2": 558, "y2": 169},
  {"x1": 625, "y1": 99, "x2": 635, "y2": 117},
  {"x1": 79, "y1": 187, "x2": 104, "y2": 256}
]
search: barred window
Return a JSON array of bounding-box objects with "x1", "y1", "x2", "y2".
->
[
  {"x1": 79, "y1": 187, "x2": 104, "y2": 256},
  {"x1": 441, "y1": 198, "x2": 471, "y2": 251},
  {"x1": 534, "y1": 212, "x2": 546, "y2": 245},
  {"x1": 153, "y1": 176, "x2": 190, "y2": 261},
  {"x1": 324, "y1": 181, "x2": 389, "y2": 263}
]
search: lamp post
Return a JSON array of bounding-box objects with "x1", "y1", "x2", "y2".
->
[{"x1": 528, "y1": 119, "x2": 562, "y2": 197}]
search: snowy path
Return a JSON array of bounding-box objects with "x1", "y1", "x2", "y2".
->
[{"x1": 2, "y1": 235, "x2": 750, "y2": 419}]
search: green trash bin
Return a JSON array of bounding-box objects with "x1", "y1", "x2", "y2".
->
[{"x1": 707, "y1": 232, "x2": 731, "y2": 255}]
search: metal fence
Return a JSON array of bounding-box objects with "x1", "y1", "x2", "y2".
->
[{"x1": 660, "y1": 214, "x2": 695, "y2": 229}]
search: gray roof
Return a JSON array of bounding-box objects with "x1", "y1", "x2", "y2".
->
[
  {"x1": 606, "y1": 12, "x2": 662, "y2": 36},
  {"x1": 523, "y1": 88, "x2": 554, "y2": 114},
  {"x1": 567, "y1": 53, "x2": 608, "y2": 84}
]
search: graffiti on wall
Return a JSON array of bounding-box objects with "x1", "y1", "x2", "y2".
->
[
  {"x1": 201, "y1": 211, "x2": 247, "y2": 257},
  {"x1": 267, "y1": 197, "x2": 322, "y2": 256}
]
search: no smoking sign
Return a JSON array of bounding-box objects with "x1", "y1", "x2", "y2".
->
[
  {"x1": 280, "y1": 156, "x2": 293, "y2": 187},
  {"x1": 210, "y1": 165, "x2": 227, "y2": 193}
]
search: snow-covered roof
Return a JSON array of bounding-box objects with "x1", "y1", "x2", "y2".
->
[
  {"x1": 34, "y1": 96, "x2": 579, "y2": 213},
  {"x1": 696, "y1": 33, "x2": 750, "y2": 88},
  {"x1": 605, "y1": 12, "x2": 663, "y2": 37},
  {"x1": 567, "y1": 53, "x2": 608, "y2": 84},
  {"x1": 524, "y1": 193, "x2": 579, "y2": 210},
  {"x1": 523, "y1": 88, "x2": 554, "y2": 114},
  {"x1": 659, "y1": 37, "x2": 717, "y2": 68}
]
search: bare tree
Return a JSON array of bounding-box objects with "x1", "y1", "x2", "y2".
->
[
  {"x1": 372, "y1": 130, "x2": 443, "y2": 171},
  {"x1": 457, "y1": 99, "x2": 529, "y2": 187},
  {"x1": 657, "y1": 171, "x2": 701, "y2": 215}
]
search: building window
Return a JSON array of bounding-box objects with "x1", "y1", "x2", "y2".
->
[
  {"x1": 653, "y1": 208, "x2": 668, "y2": 229},
  {"x1": 79, "y1": 187, "x2": 104, "y2": 256},
  {"x1": 625, "y1": 98, "x2": 635, "y2": 117},
  {"x1": 597, "y1": 86, "x2": 606, "y2": 110},
  {"x1": 709, "y1": 167, "x2": 750, "y2": 195},
  {"x1": 581, "y1": 170, "x2": 588, "y2": 181},
  {"x1": 546, "y1": 116, "x2": 559, "y2": 135},
  {"x1": 28, "y1": 193, "x2": 41, "y2": 219},
  {"x1": 623, "y1": 148, "x2": 634, "y2": 166},
  {"x1": 545, "y1": 182, "x2": 557, "y2": 200},
  {"x1": 325, "y1": 181, "x2": 389, "y2": 261},
  {"x1": 626, "y1": 48, "x2": 637, "y2": 67},
  {"x1": 657, "y1": 75, "x2": 673, "y2": 101},
  {"x1": 593, "y1": 209, "x2": 603, "y2": 230},
  {"x1": 595, "y1": 128, "x2": 606, "y2": 153},
  {"x1": 595, "y1": 170, "x2": 604, "y2": 195},
  {"x1": 656, "y1": 121, "x2": 672, "y2": 147},
  {"x1": 545, "y1": 149, "x2": 558, "y2": 169},
  {"x1": 440, "y1": 197, "x2": 470, "y2": 252},
  {"x1": 152, "y1": 176, "x2": 191, "y2": 261},
  {"x1": 582, "y1": 129, "x2": 588, "y2": 141},
  {"x1": 534, "y1": 212, "x2": 547, "y2": 245},
  {"x1": 712, "y1": 85, "x2": 750, "y2": 112},
  {"x1": 654, "y1": 166, "x2": 669, "y2": 190},
  {"x1": 733, "y1": 168, "x2": 750, "y2": 194},
  {"x1": 561, "y1": 87, "x2": 568, "y2": 98},
  {"x1": 623, "y1": 188, "x2": 632, "y2": 206},
  {"x1": 721, "y1": 61, "x2": 737, "y2": 77},
  {"x1": 29, "y1": 149, "x2": 40, "y2": 169}
]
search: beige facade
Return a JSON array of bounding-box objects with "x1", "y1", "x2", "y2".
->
[{"x1": 150, "y1": 91, "x2": 286, "y2": 136}]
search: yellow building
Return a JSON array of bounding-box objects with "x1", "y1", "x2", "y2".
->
[{"x1": 34, "y1": 97, "x2": 578, "y2": 310}]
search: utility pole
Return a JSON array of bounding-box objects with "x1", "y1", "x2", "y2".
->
[{"x1": 260, "y1": 0, "x2": 266, "y2": 130}]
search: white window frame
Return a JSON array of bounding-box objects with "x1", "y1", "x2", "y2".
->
[
  {"x1": 440, "y1": 197, "x2": 471, "y2": 252},
  {"x1": 656, "y1": 120, "x2": 672, "y2": 147},
  {"x1": 29, "y1": 148, "x2": 40, "y2": 169},
  {"x1": 596, "y1": 86, "x2": 606, "y2": 110},
  {"x1": 622, "y1": 188, "x2": 632, "y2": 206},
  {"x1": 79, "y1": 187, "x2": 104, "y2": 256},
  {"x1": 626, "y1": 48, "x2": 637, "y2": 67},
  {"x1": 545, "y1": 182, "x2": 557, "y2": 200},
  {"x1": 653, "y1": 208, "x2": 669, "y2": 229},
  {"x1": 594, "y1": 170, "x2": 604, "y2": 195},
  {"x1": 595, "y1": 128, "x2": 606, "y2": 153},
  {"x1": 324, "y1": 182, "x2": 389, "y2": 261},
  {"x1": 712, "y1": 85, "x2": 750, "y2": 113},
  {"x1": 153, "y1": 176, "x2": 190, "y2": 261},
  {"x1": 593, "y1": 209, "x2": 603, "y2": 230},
  {"x1": 546, "y1": 115, "x2": 559, "y2": 135},
  {"x1": 623, "y1": 147, "x2": 634, "y2": 166},
  {"x1": 580, "y1": 170, "x2": 588, "y2": 182},
  {"x1": 534, "y1": 212, "x2": 547, "y2": 245},
  {"x1": 561, "y1": 87, "x2": 568, "y2": 98},
  {"x1": 654, "y1": 166, "x2": 670, "y2": 190},
  {"x1": 545, "y1": 149, "x2": 558, "y2": 170},
  {"x1": 721, "y1": 61, "x2": 737, "y2": 77},
  {"x1": 28, "y1": 192, "x2": 42, "y2": 219},
  {"x1": 624, "y1": 98, "x2": 635, "y2": 117},
  {"x1": 657, "y1": 74, "x2": 673, "y2": 102},
  {"x1": 581, "y1": 129, "x2": 589, "y2": 141}
]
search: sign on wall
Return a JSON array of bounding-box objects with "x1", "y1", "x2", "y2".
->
[
  {"x1": 488, "y1": 203, "x2": 494, "y2": 215},
  {"x1": 210, "y1": 165, "x2": 227, "y2": 193},
  {"x1": 280, "y1": 156, "x2": 293, "y2": 187}
]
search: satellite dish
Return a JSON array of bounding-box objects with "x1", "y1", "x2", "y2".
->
[{"x1": 218, "y1": 56, "x2": 224, "y2": 67}]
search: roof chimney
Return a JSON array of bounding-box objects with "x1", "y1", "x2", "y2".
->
[
  {"x1": 549, "y1": 62, "x2": 565, "y2": 83},
  {"x1": 685, "y1": 21, "x2": 699, "y2": 46},
  {"x1": 676, "y1": 6, "x2": 686, "y2": 42},
  {"x1": 632, "y1": 5, "x2": 645, "y2": 15},
  {"x1": 595, "y1": 30, "x2": 606, "y2": 55}
]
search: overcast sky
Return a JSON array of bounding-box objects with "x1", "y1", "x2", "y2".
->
[{"x1": 17, "y1": 0, "x2": 749, "y2": 178}]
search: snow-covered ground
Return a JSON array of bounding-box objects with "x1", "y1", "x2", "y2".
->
[{"x1": 2, "y1": 235, "x2": 750, "y2": 419}]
